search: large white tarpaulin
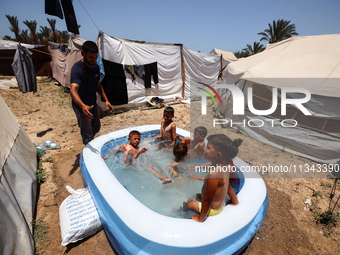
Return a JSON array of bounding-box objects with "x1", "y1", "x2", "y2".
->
[
  {"x1": 221, "y1": 34, "x2": 340, "y2": 164},
  {"x1": 0, "y1": 95, "x2": 37, "y2": 254}
]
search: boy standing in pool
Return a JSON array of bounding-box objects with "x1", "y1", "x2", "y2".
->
[
  {"x1": 177, "y1": 126, "x2": 207, "y2": 158},
  {"x1": 113, "y1": 130, "x2": 172, "y2": 183},
  {"x1": 153, "y1": 106, "x2": 176, "y2": 148},
  {"x1": 184, "y1": 134, "x2": 241, "y2": 222}
]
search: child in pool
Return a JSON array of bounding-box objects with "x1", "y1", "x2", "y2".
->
[
  {"x1": 153, "y1": 106, "x2": 176, "y2": 149},
  {"x1": 168, "y1": 142, "x2": 188, "y2": 177},
  {"x1": 176, "y1": 126, "x2": 207, "y2": 158},
  {"x1": 184, "y1": 134, "x2": 241, "y2": 222},
  {"x1": 105, "y1": 130, "x2": 172, "y2": 184}
]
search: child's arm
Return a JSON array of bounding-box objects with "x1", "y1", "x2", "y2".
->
[
  {"x1": 170, "y1": 122, "x2": 177, "y2": 146},
  {"x1": 145, "y1": 166, "x2": 172, "y2": 184},
  {"x1": 153, "y1": 120, "x2": 164, "y2": 139},
  {"x1": 168, "y1": 162, "x2": 179, "y2": 177},
  {"x1": 134, "y1": 147, "x2": 148, "y2": 159},
  {"x1": 187, "y1": 174, "x2": 204, "y2": 180},
  {"x1": 191, "y1": 177, "x2": 219, "y2": 222},
  {"x1": 195, "y1": 141, "x2": 206, "y2": 158},
  {"x1": 102, "y1": 144, "x2": 125, "y2": 161},
  {"x1": 227, "y1": 185, "x2": 239, "y2": 205}
]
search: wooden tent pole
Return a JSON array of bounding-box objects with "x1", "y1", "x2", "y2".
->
[
  {"x1": 220, "y1": 55, "x2": 223, "y2": 72},
  {"x1": 180, "y1": 45, "x2": 185, "y2": 98}
]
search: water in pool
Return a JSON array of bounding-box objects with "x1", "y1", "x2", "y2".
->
[{"x1": 102, "y1": 130, "x2": 238, "y2": 218}]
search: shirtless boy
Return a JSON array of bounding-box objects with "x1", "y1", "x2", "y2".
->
[
  {"x1": 177, "y1": 126, "x2": 207, "y2": 158},
  {"x1": 153, "y1": 106, "x2": 176, "y2": 148},
  {"x1": 104, "y1": 130, "x2": 172, "y2": 183},
  {"x1": 118, "y1": 130, "x2": 148, "y2": 164},
  {"x1": 184, "y1": 134, "x2": 241, "y2": 222}
]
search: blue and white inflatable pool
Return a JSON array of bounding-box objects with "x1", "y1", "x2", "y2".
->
[{"x1": 80, "y1": 125, "x2": 268, "y2": 254}]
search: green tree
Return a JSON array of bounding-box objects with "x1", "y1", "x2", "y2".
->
[
  {"x1": 242, "y1": 42, "x2": 265, "y2": 56},
  {"x1": 38, "y1": 26, "x2": 51, "y2": 45},
  {"x1": 258, "y1": 19, "x2": 298, "y2": 43},
  {"x1": 5, "y1": 15, "x2": 21, "y2": 42},
  {"x1": 47, "y1": 18, "x2": 60, "y2": 42},
  {"x1": 233, "y1": 50, "x2": 250, "y2": 58},
  {"x1": 20, "y1": 29, "x2": 31, "y2": 44},
  {"x1": 23, "y1": 20, "x2": 39, "y2": 44},
  {"x1": 59, "y1": 30, "x2": 70, "y2": 43}
]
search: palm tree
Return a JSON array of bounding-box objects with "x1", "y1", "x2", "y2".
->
[
  {"x1": 5, "y1": 15, "x2": 21, "y2": 42},
  {"x1": 242, "y1": 42, "x2": 265, "y2": 56},
  {"x1": 47, "y1": 18, "x2": 60, "y2": 42},
  {"x1": 20, "y1": 29, "x2": 31, "y2": 44},
  {"x1": 23, "y1": 20, "x2": 39, "y2": 44},
  {"x1": 59, "y1": 30, "x2": 70, "y2": 43},
  {"x1": 38, "y1": 26, "x2": 51, "y2": 45},
  {"x1": 258, "y1": 19, "x2": 298, "y2": 44},
  {"x1": 233, "y1": 50, "x2": 250, "y2": 58}
]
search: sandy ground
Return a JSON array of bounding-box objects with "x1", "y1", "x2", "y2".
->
[{"x1": 1, "y1": 77, "x2": 339, "y2": 255}]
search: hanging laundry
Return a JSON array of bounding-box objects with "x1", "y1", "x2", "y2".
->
[
  {"x1": 96, "y1": 52, "x2": 105, "y2": 82},
  {"x1": 134, "y1": 65, "x2": 145, "y2": 79},
  {"x1": 124, "y1": 65, "x2": 136, "y2": 81},
  {"x1": 44, "y1": 0, "x2": 79, "y2": 34},
  {"x1": 143, "y1": 62, "x2": 158, "y2": 88},
  {"x1": 45, "y1": 0, "x2": 63, "y2": 19},
  {"x1": 11, "y1": 44, "x2": 37, "y2": 93},
  {"x1": 101, "y1": 59, "x2": 128, "y2": 105}
]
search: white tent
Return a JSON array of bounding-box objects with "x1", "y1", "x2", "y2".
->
[
  {"x1": 220, "y1": 34, "x2": 340, "y2": 164},
  {"x1": 0, "y1": 94, "x2": 37, "y2": 254},
  {"x1": 210, "y1": 48, "x2": 238, "y2": 61}
]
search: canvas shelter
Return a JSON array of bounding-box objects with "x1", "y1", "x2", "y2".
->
[
  {"x1": 0, "y1": 94, "x2": 37, "y2": 254},
  {"x1": 0, "y1": 40, "x2": 52, "y2": 76},
  {"x1": 219, "y1": 34, "x2": 340, "y2": 164},
  {"x1": 48, "y1": 32, "x2": 233, "y2": 107},
  {"x1": 48, "y1": 37, "x2": 85, "y2": 89},
  {"x1": 210, "y1": 48, "x2": 238, "y2": 61}
]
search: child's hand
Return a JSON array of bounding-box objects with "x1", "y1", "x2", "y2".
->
[{"x1": 140, "y1": 147, "x2": 148, "y2": 153}]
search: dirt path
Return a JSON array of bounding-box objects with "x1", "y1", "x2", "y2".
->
[{"x1": 1, "y1": 78, "x2": 339, "y2": 254}]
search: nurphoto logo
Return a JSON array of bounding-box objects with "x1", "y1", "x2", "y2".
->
[{"x1": 196, "y1": 82, "x2": 312, "y2": 128}]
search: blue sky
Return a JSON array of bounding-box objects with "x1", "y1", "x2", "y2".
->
[{"x1": 1, "y1": 0, "x2": 340, "y2": 53}]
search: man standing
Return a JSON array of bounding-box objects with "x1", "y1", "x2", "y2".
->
[{"x1": 70, "y1": 41, "x2": 113, "y2": 145}]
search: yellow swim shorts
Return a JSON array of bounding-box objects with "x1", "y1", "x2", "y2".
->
[{"x1": 198, "y1": 202, "x2": 225, "y2": 216}]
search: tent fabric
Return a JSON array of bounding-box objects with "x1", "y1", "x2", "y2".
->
[
  {"x1": 0, "y1": 95, "x2": 37, "y2": 254},
  {"x1": 221, "y1": 34, "x2": 340, "y2": 164},
  {"x1": 226, "y1": 34, "x2": 340, "y2": 98},
  {"x1": 97, "y1": 33, "x2": 184, "y2": 103},
  {"x1": 210, "y1": 48, "x2": 238, "y2": 61},
  {"x1": 49, "y1": 33, "x2": 233, "y2": 106},
  {"x1": 0, "y1": 40, "x2": 52, "y2": 76}
]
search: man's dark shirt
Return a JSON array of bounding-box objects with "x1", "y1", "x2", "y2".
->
[{"x1": 70, "y1": 60, "x2": 100, "y2": 112}]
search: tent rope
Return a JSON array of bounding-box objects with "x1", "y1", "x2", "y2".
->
[
  {"x1": 0, "y1": 89, "x2": 39, "y2": 112},
  {"x1": 77, "y1": 0, "x2": 100, "y2": 32},
  {"x1": 0, "y1": 35, "x2": 76, "y2": 63}
]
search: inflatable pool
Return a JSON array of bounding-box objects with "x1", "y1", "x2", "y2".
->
[{"x1": 80, "y1": 125, "x2": 268, "y2": 254}]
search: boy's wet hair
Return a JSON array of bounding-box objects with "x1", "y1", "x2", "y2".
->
[
  {"x1": 164, "y1": 106, "x2": 174, "y2": 115},
  {"x1": 173, "y1": 142, "x2": 188, "y2": 162},
  {"x1": 194, "y1": 126, "x2": 207, "y2": 138},
  {"x1": 82, "y1": 41, "x2": 98, "y2": 53},
  {"x1": 129, "y1": 130, "x2": 141, "y2": 137},
  {"x1": 207, "y1": 134, "x2": 242, "y2": 161}
]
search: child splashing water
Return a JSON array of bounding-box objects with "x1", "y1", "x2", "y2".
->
[
  {"x1": 184, "y1": 134, "x2": 242, "y2": 222},
  {"x1": 104, "y1": 130, "x2": 172, "y2": 184}
]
